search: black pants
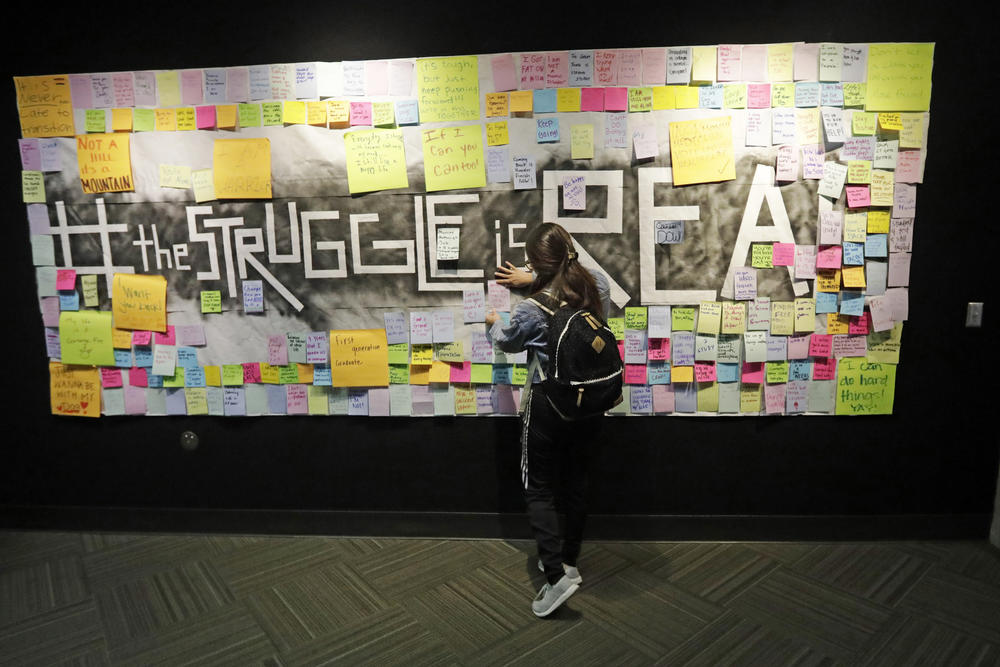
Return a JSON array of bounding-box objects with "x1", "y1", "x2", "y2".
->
[{"x1": 521, "y1": 385, "x2": 603, "y2": 585}]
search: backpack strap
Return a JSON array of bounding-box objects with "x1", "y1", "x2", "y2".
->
[{"x1": 525, "y1": 292, "x2": 564, "y2": 317}]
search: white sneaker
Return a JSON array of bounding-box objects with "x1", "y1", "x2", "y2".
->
[
  {"x1": 537, "y1": 559, "x2": 582, "y2": 585},
  {"x1": 531, "y1": 574, "x2": 579, "y2": 617}
]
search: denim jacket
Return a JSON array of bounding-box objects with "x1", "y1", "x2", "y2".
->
[{"x1": 487, "y1": 270, "x2": 611, "y2": 384}]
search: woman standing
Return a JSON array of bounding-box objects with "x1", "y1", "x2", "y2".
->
[{"x1": 486, "y1": 222, "x2": 611, "y2": 617}]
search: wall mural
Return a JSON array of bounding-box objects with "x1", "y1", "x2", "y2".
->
[{"x1": 15, "y1": 43, "x2": 932, "y2": 417}]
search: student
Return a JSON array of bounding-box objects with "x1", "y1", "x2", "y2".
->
[{"x1": 486, "y1": 222, "x2": 611, "y2": 617}]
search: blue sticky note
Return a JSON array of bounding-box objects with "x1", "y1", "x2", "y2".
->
[
  {"x1": 177, "y1": 346, "x2": 199, "y2": 369},
  {"x1": 242, "y1": 280, "x2": 264, "y2": 313},
  {"x1": 313, "y1": 364, "x2": 332, "y2": 386},
  {"x1": 533, "y1": 89, "x2": 557, "y2": 113},
  {"x1": 134, "y1": 346, "x2": 153, "y2": 368},
  {"x1": 766, "y1": 335, "x2": 787, "y2": 361},
  {"x1": 536, "y1": 117, "x2": 560, "y2": 143},
  {"x1": 266, "y1": 385, "x2": 287, "y2": 414},
  {"x1": 147, "y1": 374, "x2": 164, "y2": 388},
  {"x1": 843, "y1": 242, "x2": 865, "y2": 266},
  {"x1": 114, "y1": 349, "x2": 132, "y2": 368},
  {"x1": 840, "y1": 291, "x2": 866, "y2": 316},
  {"x1": 59, "y1": 291, "x2": 79, "y2": 311},
  {"x1": 789, "y1": 359, "x2": 812, "y2": 382},
  {"x1": 865, "y1": 234, "x2": 888, "y2": 258},
  {"x1": 492, "y1": 364, "x2": 513, "y2": 385},
  {"x1": 394, "y1": 99, "x2": 419, "y2": 126},
  {"x1": 348, "y1": 388, "x2": 369, "y2": 416},
  {"x1": 820, "y1": 83, "x2": 844, "y2": 107},
  {"x1": 249, "y1": 65, "x2": 271, "y2": 100},
  {"x1": 795, "y1": 82, "x2": 820, "y2": 107},
  {"x1": 699, "y1": 84, "x2": 724, "y2": 109},
  {"x1": 672, "y1": 332, "x2": 695, "y2": 366},
  {"x1": 647, "y1": 361, "x2": 671, "y2": 385},
  {"x1": 815, "y1": 291, "x2": 839, "y2": 314},
  {"x1": 629, "y1": 385, "x2": 653, "y2": 414},
  {"x1": 384, "y1": 311, "x2": 408, "y2": 345},
  {"x1": 207, "y1": 387, "x2": 224, "y2": 416},
  {"x1": 165, "y1": 387, "x2": 187, "y2": 415},
  {"x1": 673, "y1": 381, "x2": 697, "y2": 413},
  {"x1": 184, "y1": 366, "x2": 206, "y2": 388},
  {"x1": 223, "y1": 386, "x2": 246, "y2": 416},
  {"x1": 717, "y1": 362, "x2": 740, "y2": 383}
]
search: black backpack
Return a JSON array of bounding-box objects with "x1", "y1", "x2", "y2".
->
[{"x1": 526, "y1": 292, "x2": 624, "y2": 420}]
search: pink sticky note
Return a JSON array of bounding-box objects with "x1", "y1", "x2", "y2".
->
[
  {"x1": 809, "y1": 334, "x2": 833, "y2": 357},
  {"x1": 176, "y1": 325, "x2": 206, "y2": 347},
  {"x1": 181, "y1": 70, "x2": 204, "y2": 105},
  {"x1": 776, "y1": 145, "x2": 799, "y2": 182},
  {"x1": 895, "y1": 150, "x2": 922, "y2": 184},
  {"x1": 647, "y1": 338, "x2": 671, "y2": 361},
  {"x1": 112, "y1": 72, "x2": 135, "y2": 107},
  {"x1": 520, "y1": 53, "x2": 546, "y2": 90},
  {"x1": 617, "y1": 341, "x2": 625, "y2": 361},
  {"x1": 368, "y1": 387, "x2": 390, "y2": 416},
  {"x1": 695, "y1": 362, "x2": 716, "y2": 383},
  {"x1": 546, "y1": 52, "x2": 569, "y2": 88},
  {"x1": 195, "y1": 106, "x2": 216, "y2": 129},
  {"x1": 132, "y1": 330, "x2": 152, "y2": 346},
  {"x1": 652, "y1": 385, "x2": 674, "y2": 413},
  {"x1": 718, "y1": 45, "x2": 743, "y2": 82},
  {"x1": 124, "y1": 384, "x2": 147, "y2": 415},
  {"x1": 154, "y1": 326, "x2": 175, "y2": 346},
  {"x1": 226, "y1": 67, "x2": 250, "y2": 103},
  {"x1": 642, "y1": 48, "x2": 667, "y2": 85},
  {"x1": 56, "y1": 269, "x2": 77, "y2": 291},
  {"x1": 617, "y1": 49, "x2": 643, "y2": 86},
  {"x1": 100, "y1": 367, "x2": 123, "y2": 388},
  {"x1": 365, "y1": 60, "x2": 388, "y2": 96},
  {"x1": 747, "y1": 83, "x2": 771, "y2": 109},
  {"x1": 813, "y1": 357, "x2": 837, "y2": 380},
  {"x1": 580, "y1": 87, "x2": 605, "y2": 111},
  {"x1": 794, "y1": 44, "x2": 820, "y2": 81},
  {"x1": 772, "y1": 243, "x2": 795, "y2": 266},
  {"x1": 69, "y1": 74, "x2": 93, "y2": 108},
  {"x1": 604, "y1": 87, "x2": 628, "y2": 111},
  {"x1": 129, "y1": 367, "x2": 148, "y2": 387},
  {"x1": 19, "y1": 139, "x2": 41, "y2": 171},
  {"x1": 741, "y1": 46, "x2": 768, "y2": 81},
  {"x1": 788, "y1": 334, "x2": 811, "y2": 359},
  {"x1": 764, "y1": 383, "x2": 786, "y2": 414},
  {"x1": 594, "y1": 50, "x2": 618, "y2": 85},
  {"x1": 624, "y1": 364, "x2": 647, "y2": 384},
  {"x1": 816, "y1": 245, "x2": 843, "y2": 269},
  {"x1": 40, "y1": 297, "x2": 60, "y2": 327},
  {"x1": 849, "y1": 312, "x2": 871, "y2": 335},
  {"x1": 350, "y1": 102, "x2": 372, "y2": 126},
  {"x1": 741, "y1": 362, "x2": 765, "y2": 383},
  {"x1": 846, "y1": 185, "x2": 870, "y2": 208},
  {"x1": 286, "y1": 385, "x2": 308, "y2": 414},
  {"x1": 492, "y1": 54, "x2": 517, "y2": 92},
  {"x1": 268, "y1": 335, "x2": 288, "y2": 366},
  {"x1": 449, "y1": 361, "x2": 472, "y2": 383},
  {"x1": 242, "y1": 362, "x2": 261, "y2": 383},
  {"x1": 487, "y1": 281, "x2": 511, "y2": 311}
]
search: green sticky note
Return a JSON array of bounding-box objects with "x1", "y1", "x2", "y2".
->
[
  {"x1": 133, "y1": 108, "x2": 156, "y2": 132},
  {"x1": 238, "y1": 103, "x2": 261, "y2": 128},
  {"x1": 471, "y1": 363, "x2": 492, "y2": 384},
  {"x1": 387, "y1": 343, "x2": 410, "y2": 365},
  {"x1": 22, "y1": 170, "x2": 45, "y2": 203},
  {"x1": 765, "y1": 361, "x2": 789, "y2": 384},
  {"x1": 607, "y1": 317, "x2": 625, "y2": 340},
  {"x1": 624, "y1": 307, "x2": 648, "y2": 330},
  {"x1": 262, "y1": 102, "x2": 283, "y2": 126},
  {"x1": 278, "y1": 364, "x2": 300, "y2": 384},
  {"x1": 162, "y1": 366, "x2": 186, "y2": 388},
  {"x1": 512, "y1": 365, "x2": 529, "y2": 385},
  {"x1": 388, "y1": 364, "x2": 410, "y2": 384},
  {"x1": 200, "y1": 290, "x2": 222, "y2": 314},
  {"x1": 85, "y1": 109, "x2": 106, "y2": 133},
  {"x1": 222, "y1": 364, "x2": 244, "y2": 386},
  {"x1": 81, "y1": 274, "x2": 99, "y2": 307},
  {"x1": 835, "y1": 358, "x2": 896, "y2": 415},
  {"x1": 308, "y1": 386, "x2": 329, "y2": 415},
  {"x1": 672, "y1": 308, "x2": 695, "y2": 331},
  {"x1": 58, "y1": 310, "x2": 115, "y2": 366},
  {"x1": 751, "y1": 244, "x2": 773, "y2": 269}
]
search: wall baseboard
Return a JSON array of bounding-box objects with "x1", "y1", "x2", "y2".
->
[{"x1": 0, "y1": 506, "x2": 991, "y2": 541}]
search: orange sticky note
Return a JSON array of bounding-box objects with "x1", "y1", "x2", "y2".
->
[
  {"x1": 217, "y1": 105, "x2": 238, "y2": 130},
  {"x1": 50, "y1": 361, "x2": 101, "y2": 418},
  {"x1": 111, "y1": 108, "x2": 132, "y2": 132},
  {"x1": 510, "y1": 90, "x2": 533, "y2": 112}
]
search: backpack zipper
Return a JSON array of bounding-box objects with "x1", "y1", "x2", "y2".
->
[{"x1": 577, "y1": 387, "x2": 584, "y2": 406}]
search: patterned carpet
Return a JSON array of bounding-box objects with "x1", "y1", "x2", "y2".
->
[{"x1": 2, "y1": 531, "x2": 999, "y2": 665}]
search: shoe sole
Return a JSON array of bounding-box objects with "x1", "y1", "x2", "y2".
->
[
  {"x1": 537, "y1": 560, "x2": 582, "y2": 585},
  {"x1": 532, "y1": 582, "x2": 579, "y2": 618}
]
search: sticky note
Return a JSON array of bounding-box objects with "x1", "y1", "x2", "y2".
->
[
  {"x1": 344, "y1": 129, "x2": 409, "y2": 194},
  {"x1": 416, "y1": 56, "x2": 479, "y2": 123},
  {"x1": 865, "y1": 43, "x2": 934, "y2": 112},
  {"x1": 668, "y1": 116, "x2": 735, "y2": 186},
  {"x1": 329, "y1": 329, "x2": 389, "y2": 387},
  {"x1": 50, "y1": 362, "x2": 101, "y2": 418},
  {"x1": 59, "y1": 310, "x2": 115, "y2": 366},
  {"x1": 112, "y1": 273, "x2": 167, "y2": 332},
  {"x1": 421, "y1": 125, "x2": 486, "y2": 192},
  {"x1": 76, "y1": 134, "x2": 133, "y2": 194},
  {"x1": 15, "y1": 75, "x2": 75, "y2": 138},
  {"x1": 213, "y1": 138, "x2": 271, "y2": 199}
]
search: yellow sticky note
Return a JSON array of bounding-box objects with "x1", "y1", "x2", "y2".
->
[
  {"x1": 557, "y1": 87, "x2": 582, "y2": 112},
  {"x1": 571, "y1": 124, "x2": 594, "y2": 159},
  {"x1": 878, "y1": 112, "x2": 902, "y2": 131},
  {"x1": 868, "y1": 210, "x2": 890, "y2": 234},
  {"x1": 154, "y1": 108, "x2": 177, "y2": 132},
  {"x1": 852, "y1": 112, "x2": 877, "y2": 136},
  {"x1": 429, "y1": 360, "x2": 451, "y2": 384},
  {"x1": 76, "y1": 134, "x2": 134, "y2": 194},
  {"x1": 111, "y1": 108, "x2": 133, "y2": 132},
  {"x1": 344, "y1": 129, "x2": 409, "y2": 194},
  {"x1": 847, "y1": 160, "x2": 872, "y2": 184},
  {"x1": 308, "y1": 386, "x2": 329, "y2": 415},
  {"x1": 486, "y1": 121, "x2": 509, "y2": 147},
  {"x1": 870, "y1": 170, "x2": 894, "y2": 207},
  {"x1": 372, "y1": 102, "x2": 395, "y2": 127},
  {"x1": 213, "y1": 138, "x2": 271, "y2": 199},
  {"x1": 770, "y1": 302, "x2": 794, "y2": 335},
  {"x1": 652, "y1": 86, "x2": 676, "y2": 110},
  {"x1": 155, "y1": 71, "x2": 181, "y2": 107},
  {"x1": 328, "y1": 100, "x2": 351, "y2": 127},
  {"x1": 627, "y1": 87, "x2": 652, "y2": 112},
  {"x1": 59, "y1": 310, "x2": 115, "y2": 366},
  {"x1": 721, "y1": 302, "x2": 746, "y2": 334},
  {"x1": 842, "y1": 266, "x2": 866, "y2": 288},
  {"x1": 159, "y1": 164, "x2": 192, "y2": 189},
  {"x1": 111, "y1": 328, "x2": 132, "y2": 349},
  {"x1": 510, "y1": 90, "x2": 533, "y2": 112},
  {"x1": 672, "y1": 366, "x2": 694, "y2": 383},
  {"x1": 868, "y1": 322, "x2": 903, "y2": 364},
  {"x1": 827, "y1": 313, "x2": 850, "y2": 334},
  {"x1": 50, "y1": 361, "x2": 101, "y2": 418},
  {"x1": 751, "y1": 244, "x2": 773, "y2": 269},
  {"x1": 329, "y1": 329, "x2": 389, "y2": 387},
  {"x1": 844, "y1": 212, "x2": 868, "y2": 243},
  {"x1": 794, "y1": 298, "x2": 815, "y2": 332},
  {"x1": 191, "y1": 169, "x2": 215, "y2": 203},
  {"x1": 176, "y1": 107, "x2": 196, "y2": 131},
  {"x1": 454, "y1": 384, "x2": 477, "y2": 414},
  {"x1": 740, "y1": 385, "x2": 761, "y2": 414},
  {"x1": 673, "y1": 85, "x2": 700, "y2": 109},
  {"x1": 421, "y1": 125, "x2": 486, "y2": 192},
  {"x1": 217, "y1": 105, "x2": 238, "y2": 130},
  {"x1": 691, "y1": 46, "x2": 717, "y2": 83},
  {"x1": 185, "y1": 388, "x2": 208, "y2": 415},
  {"x1": 411, "y1": 344, "x2": 434, "y2": 365},
  {"x1": 697, "y1": 382, "x2": 719, "y2": 413},
  {"x1": 22, "y1": 171, "x2": 45, "y2": 203},
  {"x1": 668, "y1": 116, "x2": 735, "y2": 186},
  {"x1": 866, "y1": 43, "x2": 934, "y2": 112},
  {"x1": 205, "y1": 365, "x2": 222, "y2": 387},
  {"x1": 767, "y1": 43, "x2": 794, "y2": 82},
  {"x1": 14, "y1": 75, "x2": 75, "y2": 138},
  {"x1": 416, "y1": 56, "x2": 480, "y2": 123},
  {"x1": 485, "y1": 92, "x2": 509, "y2": 117},
  {"x1": 283, "y1": 101, "x2": 306, "y2": 125},
  {"x1": 795, "y1": 108, "x2": 821, "y2": 145},
  {"x1": 259, "y1": 363, "x2": 280, "y2": 384},
  {"x1": 771, "y1": 83, "x2": 794, "y2": 108},
  {"x1": 723, "y1": 84, "x2": 746, "y2": 109},
  {"x1": 816, "y1": 270, "x2": 841, "y2": 293},
  {"x1": 697, "y1": 301, "x2": 722, "y2": 335},
  {"x1": 899, "y1": 114, "x2": 923, "y2": 149},
  {"x1": 305, "y1": 102, "x2": 327, "y2": 127},
  {"x1": 843, "y1": 82, "x2": 867, "y2": 107},
  {"x1": 112, "y1": 273, "x2": 167, "y2": 332}
]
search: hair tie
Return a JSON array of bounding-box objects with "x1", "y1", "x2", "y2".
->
[{"x1": 567, "y1": 251, "x2": 577, "y2": 261}]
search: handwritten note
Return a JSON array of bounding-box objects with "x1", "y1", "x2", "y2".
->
[
  {"x1": 416, "y1": 56, "x2": 479, "y2": 123},
  {"x1": 668, "y1": 116, "x2": 735, "y2": 186},
  {"x1": 15, "y1": 75, "x2": 75, "y2": 138},
  {"x1": 59, "y1": 310, "x2": 115, "y2": 366},
  {"x1": 329, "y1": 329, "x2": 389, "y2": 387},
  {"x1": 213, "y1": 138, "x2": 271, "y2": 199},
  {"x1": 111, "y1": 273, "x2": 167, "y2": 332},
  {"x1": 421, "y1": 125, "x2": 486, "y2": 192},
  {"x1": 344, "y1": 129, "x2": 408, "y2": 194},
  {"x1": 76, "y1": 134, "x2": 133, "y2": 194}
]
